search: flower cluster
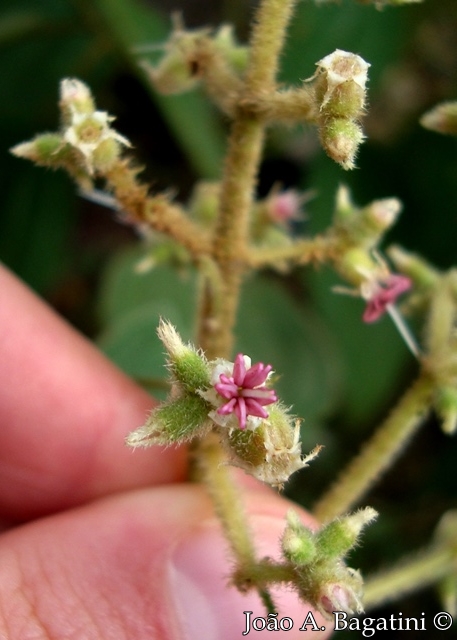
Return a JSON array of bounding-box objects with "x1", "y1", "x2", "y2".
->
[
  {"x1": 282, "y1": 507, "x2": 377, "y2": 619},
  {"x1": 11, "y1": 79, "x2": 130, "y2": 189},
  {"x1": 126, "y1": 319, "x2": 319, "y2": 487}
]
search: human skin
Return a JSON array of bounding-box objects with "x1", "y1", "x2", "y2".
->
[{"x1": 0, "y1": 264, "x2": 330, "y2": 639}]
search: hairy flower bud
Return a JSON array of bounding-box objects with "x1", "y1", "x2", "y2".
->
[
  {"x1": 11, "y1": 133, "x2": 64, "y2": 165},
  {"x1": 319, "y1": 118, "x2": 364, "y2": 170},
  {"x1": 158, "y1": 319, "x2": 211, "y2": 392},
  {"x1": 314, "y1": 50, "x2": 370, "y2": 119},
  {"x1": 282, "y1": 511, "x2": 317, "y2": 565},
  {"x1": 126, "y1": 393, "x2": 212, "y2": 447},
  {"x1": 316, "y1": 508, "x2": 378, "y2": 559},
  {"x1": 60, "y1": 78, "x2": 95, "y2": 125}
]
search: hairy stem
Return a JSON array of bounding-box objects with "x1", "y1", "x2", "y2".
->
[
  {"x1": 194, "y1": 0, "x2": 299, "y2": 616},
  {"x1": 192, "y1": 432, "x2": 277, "y2": 612},
  {"x1": 364, "y1": 545, "x2": 455, "y2": 611},
  {"x1": 105, "y1": 159, "x2": 212, "y2": 257},
  {"x1": 313, "y1": 374, "x2": 433, "y2": 523},
  {"x1": 199, "y1": 0, "x2": 297, "y2": 358}
]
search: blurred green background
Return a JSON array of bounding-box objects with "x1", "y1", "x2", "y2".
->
[{"x1": 1, "y1": 0, "x2": 457, "y2": 633}]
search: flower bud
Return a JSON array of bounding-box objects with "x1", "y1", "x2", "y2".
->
[
  {"x1": 10, "y1": 133, "x2": 63, "y2": 165},
  {"x1": 421, "y1": 101, "x2": 457, "y2": 136},
  {"x1": 319, "y1": 118, "x2": 364, "y2": 170},
  {"x1": 60, "y1": 78, "x2": 95, "y2": 125},
  {"x1": 316, "y1": 508, "x2": 378, "y2": 559},
  {"x1": 387, "y1": 245, "x2": 439, "y2": 290},
  {"x1": 188, "y1": 181, "x2": 220, "y2": 225},
  {"x1": 213, "y1": 24, "x2": 248, "y2": 74},
  {"x1": 314, "y1": 50, "x2": 370, "y2": 119},
  {"x1": 282, "y1": 511, "x2": 317, "y2": 565},
  {"x1": 158, "y1": 319, "x2": 211, "y2": 392},
  {"x1": 126, "y1": 393, "x2": 212, "y2": 447}
]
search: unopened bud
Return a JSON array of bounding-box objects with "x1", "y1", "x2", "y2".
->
[
  {"x1": 60, "y1": 78, "x2": 95, "y2": 125},
  {"x1": 157, "y1": 319, "x2": 210, "y2": 392},
  {"x1": 10, "y1": 133, "x2": 63, "y2": 165},
  {"x1": 126, "y1": 393, "x2": 211, "y2": 447},
  {"x1": 282, "y1": 511, "x2": 317, "y2": 565},
  {"x1": 421, "y1": 101, "x2": 457, "y2": 136},
  {"x1": 319, "y1": 118, "x2": 364, "y2": 170},
  {"x1": 316, "y1": 508, "x2": 377, "y2": 560}
]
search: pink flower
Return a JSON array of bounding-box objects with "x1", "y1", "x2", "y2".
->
[
  {"x1": 214, "y1": 354, "x2": 278, "y2": 429},
  {"x1": 362, "y1": 274, "x2": 412, "y2": 323}
]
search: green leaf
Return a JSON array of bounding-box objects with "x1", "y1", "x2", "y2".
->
[
  {"x1": 0, "y1": 162, "x2": 76, "y2": 294},
  {"x1": 96, "y1": 246, "x2": 197, "y2": 384}
]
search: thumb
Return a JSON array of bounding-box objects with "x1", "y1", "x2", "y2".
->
[{"x1": 0, "y1": 485, "x2": 330, "y2": 639}]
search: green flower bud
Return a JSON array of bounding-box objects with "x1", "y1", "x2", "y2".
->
[
  {"x1": 213, "y1": 24, "x2": 248, "y2": 74},
  {"x1": 282, "y1": 511, "x2": 317, "y2": 565},
  {"x1": 10, "y1": 133, "x2": 63, "y2": 165},
  {"x1": 126, "y1": 393, "x2": 211, "y2": 447},
  {"x1": 319, "y1": 118, "x2": 365, "y2": 170},
  {"x1": 157, "y1": 319, "x2": 210, "y2": 392},
  {"x1": 334, "y1": 186, "x2": 401, "y2": 248},
  {"x1": 316, "y1": 508, "x2": 377, "y2": 560},
  {"x1": 188, "y1": 181, "x2": 220, "y2": 225}
]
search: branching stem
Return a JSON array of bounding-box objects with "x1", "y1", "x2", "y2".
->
[{"x1": 313, "y1": 374, "x2": 433, "y2": 523}]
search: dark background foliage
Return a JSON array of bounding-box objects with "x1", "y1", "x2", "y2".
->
[{"x1": 1, "y1": 1, "x2": 457, "y2": 635}]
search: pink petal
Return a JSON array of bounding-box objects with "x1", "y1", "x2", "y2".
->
[
  {"x1": 214, "y1": 381, "x2": 238, "y2": 398},
  {"x1": 244, "y1": 398, "x2": 269, "y2": 419},
  {"x1": 243, "y1": 363, "x2": 272, "y2": 388},
  {"x1": 242, "y1": 387, "x2": 277, "y2": 404},
  {"x1": 217, "y1": 398, "x2": 237, "y2": 415},
  {"x1": 232, "y1": 353, "x2": 246, "y2": 386}
]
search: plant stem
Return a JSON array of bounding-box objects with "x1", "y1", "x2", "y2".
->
[
  {"x1": 193, "y1": 432, "x2": 277, "y2": 613},
  {"x1": 313, "y1": 374, "x2": 433, "y2": 523},
  {"x1": 199, "y1": 0, "x2": 298, "y2": 358},
  {"x1": 364, "y1": 545, "x2": 456, "y2": 611},
  {"x1": 193, "y1": 0, "x2": 299, "y2": 615}
]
